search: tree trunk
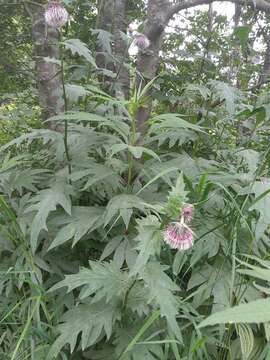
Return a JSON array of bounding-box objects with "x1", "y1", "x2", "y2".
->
[
  {"x1": 95, "y1": 0, "x2": 114, "y2": 75},
  {"x1": 113, "y1": 0, "x2": 130, "y2": 99},
  {"x1": 31, "y1": 1, "x2": 64, "y2": 126},
  {"x1": 134, "y1": 0, "x2": 270, "y2": 134},
  {"x1": 231, "y1": 4, "x2": 242, "y2": 86},
  {"x1": 259, "y1": 35, "x2": 270, "y2": 86},
  {"x1": 197, "y1": 4, "x2": 214, "y2": 78},
  {"x1": 206, "y1": 4, "x2": 213, "y2": 60},
  {"x1": 135, "y1": 0, "x2": 170, "y2": 135},
  {"x1": 96, "y1": 0, "x2": 129, "y2": 98}
]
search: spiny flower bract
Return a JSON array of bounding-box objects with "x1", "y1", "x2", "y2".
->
[
  {"x1": 182, "y1": 203, "x2": 194, "y2": 224},
  {"x1": 45, "y1": 1, "x2": 69, "y2": 28}
]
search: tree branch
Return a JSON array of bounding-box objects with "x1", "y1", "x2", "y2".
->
[{"x1": 167, "y1": 0, "x2": 270, "y2": 20}]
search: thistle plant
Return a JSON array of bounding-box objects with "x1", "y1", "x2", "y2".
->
[
  {"x1": 133, "y1": 33, "x2": 150, "y2": 50},
  {"x1": 164, "y1": 203, "x2": 195, "y2": 250},
  {"x1": 45, "y1": 0, "x2": 69, "y2": 28},
  {"x1": 128, "y1": 26, "x2": 150, "y2": 50}
]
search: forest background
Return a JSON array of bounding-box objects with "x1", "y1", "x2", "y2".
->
[{"x1": 2, "y1": 0, "x2": 270, "y2": 359}]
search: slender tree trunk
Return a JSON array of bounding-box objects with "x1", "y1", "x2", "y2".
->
[
  {"x1": 31, "y1": 1, "x2": 64, "y2": 126},
  {"x1": 135, "y1": 0, "x2": 170, "y2": 134},
  {"x1": 197, "y1": 4, "x2": 214, "y2": 78},
  {"x1": 233, "y1": 4, "x2": 242, "y2": 87},
  {"x1": 113, "y1": 0, "x2": 129, "y2": 99},
  {"x1": 234, "y1": 3, "x2": 241, "y2": 27},
  {"x1": 95, "y1": 0, "x2": 114, "y2": 73},
  {"x1": 258, "y1": 35, "x2": 270, "y2": 86},
  {"x1": 96, "y1": 0, "x2": 129, "y2": 98},
  {"x1": 206, "y1": 4, "x2": 213, "y2": 60}
]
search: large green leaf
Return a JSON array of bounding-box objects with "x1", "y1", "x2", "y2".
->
[
  {"x1": 149, "y1": 113, "x2": 205, "y2": 133},
  {"x1": 142, "y1": 262, "x2": 182, "y2": 341},
  {"x1": 164, "y1": 172, "x2": 189, "y2": 219},
  {"x1": 47, "y1": 301, "x2": 119, "y2": 358},
  {"x1": 103, "y1": 194, "x2": 150, "y2": 228},
  {"x1": 63, "y1": 39, "x2": 97, "y2": 67},
  {"x1": 47, "y1": 111, "x2": 130, "y2": 141},
  {"x1": 199, "y1": 298, "x2": 270, "y2": 328},
  {"x1": 92, "y1": 29, "x2": 112, "y2": 54},
  {"x1": 110, "y1": 143, "x2": 160, "y2": 161},
  {"x1": 131, "y1": 216, "x2": 162, "y2": 275},
  {"x1": 65, "y1": 84, "x2": 90, "y2": 102},
  {"x1": 234, "y1": 25, "x2": 251, "y2": 48},
  {"x1": 0, "y1": 129, "x2": 63, "y2": 154},
  {"x1": 0, "y1": 168, "x2": 50, "y2": 196},
  {"x1": 25, "y1": 182, "x2": 72, "y2": 252},
  {"x1": 184, "y1": 83, "x2": 211, "y2": 100},
  {"x1": 46, "y1": 111, "x2": 106, "y2": 123},
  {"x1": 48, "y1": 206, "x2": 104, "y2": 250},
  {"x1": 209, "y1": 80, "x2": 241, "y2": 115},
  {"x1": 147, "y1": 129, "x2": 198, "y2": 148},
  {"x1": 70, "y1": 163, "x2": 123, "y2": 193},
  {"x1": 50, "y1": 260, "x2": 130, "y2": 302},
  {"x1": 239, "y1": 178, "x2": 270, "y2": 239}
]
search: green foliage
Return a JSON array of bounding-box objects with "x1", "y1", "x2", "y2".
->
[
  {"x1": 63, "y1": 38, "x2": 97, "y2": 67},
  {"x1": 131, "y1": 216, "x2": 162, "y2": 274},
  {"x1": 25, "y1": 180, "x2": 72, "y2": 252},
  {"x1": 48, "y1": 301, "x2": 120, "y2": 358},
  {"x1": 142, "y1": 262, "x2": 182, "y2": 340},
  {"x1": 164, "y1": 173, "x2": 188, "y2": 219},
  {"x1": 199, "y1": 298, "x2": 270, "y2": 328},
  {"x1": 50, "y1": 260, "x2": 130, "y2": 302},
  {"x1": 49, "y1": 206, "x2": 104, "y2": 249},
  {"x1": 2, "y1": 3, "x2": 270, "y2": 360}
]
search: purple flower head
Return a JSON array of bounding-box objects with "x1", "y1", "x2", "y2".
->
[
  {"x1": 45, "y1": 1, "x2": 69, "y2": 28},
  {"x1": 181, "y1": 204, "x2": 194, "y2": 224},
  {"x1": 133, "y1": 33, "x2": 150, "y2": 50},
  {"x1": 164, "y1": 222, "x2": 194, "y2": 250}
]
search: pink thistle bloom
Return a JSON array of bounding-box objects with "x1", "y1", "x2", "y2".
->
[
  {"x1": 181, "y1": 204, "x2": 194, "y2": 224},
  {"x1": 133, "y1": 33, "x2": 150, "y2": 50},
  {"x1": 45, "y1": 1, "x2": 69, "y2": 28},
  {"x1": 164, "y1": 222, "x2": 194, "y2": 250}
]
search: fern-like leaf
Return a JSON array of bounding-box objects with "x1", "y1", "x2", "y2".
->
[
  {"x1": 50, "y1": 260, "x2": 130, "y2": 302},
  {"x1": 131, "y1": 216, "x2": 162, "y2": 275},
  {"x1": 48, "y1": 206, "x2": 104, "y2": 250},
  {"x1": 47, "y1": 301, "x2": 120, "y2": 358},
  {"x1": 142, "y1": 262, "x2": 182, "y2": 341},
  {"x1": 25, "y1": 181, "x2": 72, "y2": 252}
]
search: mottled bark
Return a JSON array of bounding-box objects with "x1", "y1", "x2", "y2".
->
[
  {"x1": 31, "y1": 1, "x2": 64, "y2": 125},
  {"x1": 96, "y1": 0, "x2": 129, "y2": 98},
  {"x1": 233, "y1": 3, "x2": 241, "y2": 26},
  {"x1": 259, "y1": 35, "x2": 270, "y2": 86},
  {"x1": 168, "y1": 0, "x2": 270, "y2": 17},
  {"x1": 136, "y1": 0, "x2": 171, "y2": 134},
  {"x1": 197, "y1": 4, "x2": 214, "y2": 77},
  {"x1": 206, "y1": 4, "x2": 213, "y2": 60},
  {"x1": 230, "y1": 4, "x2": 242, "y2": 85},
  {"x1": 113, "y1": 0, "x2": 129, "y2": 99},
  {"x1": 95, "y1": 0, "x2": 114, "y2": 71}
]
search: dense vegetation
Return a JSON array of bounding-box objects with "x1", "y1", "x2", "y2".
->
[{"x1": 1, "y1": 0, "x2": 270, "y2": 359}]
